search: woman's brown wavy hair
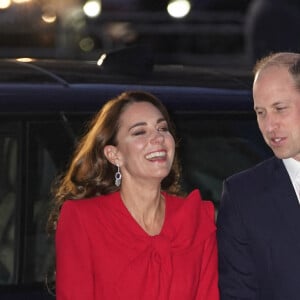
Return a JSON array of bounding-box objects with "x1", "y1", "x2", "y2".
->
[{"x1": 47, "y1": 91, "x2": 182, "y2": 234}]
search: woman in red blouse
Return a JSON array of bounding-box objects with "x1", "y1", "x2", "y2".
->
[{"x1": 48, "y1": 91, "x2": 219, "y2": 300}]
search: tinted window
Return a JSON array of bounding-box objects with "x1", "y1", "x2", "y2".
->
[
  {"x1": 22, "y1": 115, "x2": 89, "y2": 284},
  {"x1": 174, "y1": 112, "x2": 271, "y2": 204},
  {"x1": 0, "y1": 124, "x2": 19, "y2": 284}
]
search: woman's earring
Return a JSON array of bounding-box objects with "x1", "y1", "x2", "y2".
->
[{"x1": 115, "y1": 164, "x2": 122, "y2": 187}]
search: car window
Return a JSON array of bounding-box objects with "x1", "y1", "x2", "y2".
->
[
  {"x1": 22, "y1": 116, "x2": 88, "y2": 284},
  {"x1": 0, "y1": 129, "x2": 18, "y2": 284},
  {"x1": 174, "y1": 113, "x2": 271, "y2": 204}
]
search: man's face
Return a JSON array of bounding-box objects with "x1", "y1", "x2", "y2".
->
[{"x1": 253, "y1": 66, "x2": 300, "y2": 161}]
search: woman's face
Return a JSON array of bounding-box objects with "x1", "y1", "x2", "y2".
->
[{"x1": 114, "y1": 101, "x2": 175, "y2": 185}]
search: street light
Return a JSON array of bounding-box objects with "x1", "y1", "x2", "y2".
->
[
  {"x1": 167, "y1": 0, "x2": 191, "y2": 18},
  {"x1": 83, "y1": 0, "x2": 101, "y2": 18}
]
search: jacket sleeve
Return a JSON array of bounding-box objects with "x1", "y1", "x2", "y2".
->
[
  {"x1": 217, "y1": 180, "x2": 258, "y2": 299},
  {"x1": 55, "y1": 201, "x2": 94, "y2": 300}
]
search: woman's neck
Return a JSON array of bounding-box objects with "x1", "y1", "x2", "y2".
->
[{"x1": 120, "y1": 186, "x2": 165, "y2": 236}]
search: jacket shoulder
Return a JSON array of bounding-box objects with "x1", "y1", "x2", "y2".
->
[{"x1": 227, "y1": 156, "x2": 281, "y2": 184}]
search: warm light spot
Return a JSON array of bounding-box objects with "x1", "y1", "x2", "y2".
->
[
  {"x1": 13, "y1": 0, "x2": 31, "y2": 3},
  {"x1": 42, "y1": 12, "x2": 57, "y2": 23},
  {"x1": 83, "y1": 0, "x2": 101, "y2": 18},
  {"x1": 0, "y1": 0, "x2": 11, "y2": 9},
  {"x1": 167, "y1": 0, "x2": 191, "y2": 18},
  {"x1": 16, "y1": 58, "x2": 34, "y2": 62},
  {"x1": 97, "y1": 54, "x2": 106, "y2": 66}
]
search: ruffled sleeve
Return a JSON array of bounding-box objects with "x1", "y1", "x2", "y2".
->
[
  {"x1": 166, "y1": 189, "x2": 219, "y2": 300},
  {"x1": 180, "y1": 190, "x2": 219, "y2": 300},
  {"x1": 164, "y1": 189, "x2": 216, "y2": 248}
]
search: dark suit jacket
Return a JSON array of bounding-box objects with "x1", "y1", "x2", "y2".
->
[{"x1": 217, "y1": 156, "x2": 300, "y2": 300}]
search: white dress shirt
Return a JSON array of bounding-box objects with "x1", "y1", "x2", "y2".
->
[{"x1": 283, "y1": 158, "x2": 300, "y2": 203}]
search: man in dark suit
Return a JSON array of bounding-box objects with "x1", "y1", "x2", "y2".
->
[{"x1": 217, "y1": 52, "x2": 300, "y2": 299}]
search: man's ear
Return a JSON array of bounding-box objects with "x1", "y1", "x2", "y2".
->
[{"x1": 104, "y1": 145, "x2": 119, "y2": 165}]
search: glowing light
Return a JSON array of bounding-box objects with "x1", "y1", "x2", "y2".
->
[
  {"x1": 41, "y1": 5, "x2": 57, "y2": 23},
  {"x1": 42, "y1": 12, "x2": 57, "y2": 23},
  {"x1": 0, "y1": 0, "x2": 11, "y2": 9},
  {"x1": 13, "y1": 0, "x2": 31, "y2": 3},
  {"x1": 79, "y1": 37, "x2": 95, "y2": 52},
  {"x1": 97, "y1": 54, "x2": 106, "y2": 66},
  {"x1": 167, "y1": 0, "x2": 191, "y2": 18},
  {"x1": 83, "y1": 0, "x2": 101, "y2": 18},
  {"x1": 16, "y1": 58, "x2": 34, "y2": 62}
]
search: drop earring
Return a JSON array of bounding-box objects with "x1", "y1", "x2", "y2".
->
[{"x1": 115, "y1": 164, "x2": 122, "y2": 187}]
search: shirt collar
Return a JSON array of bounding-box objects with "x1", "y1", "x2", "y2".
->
[{"x1": 283, "y1": 158, "x2": 300, "y2": 180}]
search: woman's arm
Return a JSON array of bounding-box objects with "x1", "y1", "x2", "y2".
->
[
  {"x1": 55, "y1": 201, "x2": 94, "y2": 300},
  {"x1": 197, "y1": 231, "x2": 220, "y2": 300},
  {"x1": 196, "y1": 199, "x2": 219, "y2": 300}
]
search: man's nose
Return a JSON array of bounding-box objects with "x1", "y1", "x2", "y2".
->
[{"x1": 263, "y1": 114, "x2": 279, "y2": 133}]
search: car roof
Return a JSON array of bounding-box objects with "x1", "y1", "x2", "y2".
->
[{"x1": 0, "y1": 58, "x2": 254, "y2": 113}]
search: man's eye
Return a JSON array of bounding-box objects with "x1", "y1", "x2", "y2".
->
[{"x1": 276, "y1": 107, "x2": 286, "y2": 111}]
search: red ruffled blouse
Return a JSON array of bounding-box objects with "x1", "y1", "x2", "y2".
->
[{"x1": 55, "y1": 189, "x2": 219, "y2": 300}]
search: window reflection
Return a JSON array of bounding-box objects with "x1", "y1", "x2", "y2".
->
[{"x1": 0, "y1": 135, "x2": 17, "y2": 284}]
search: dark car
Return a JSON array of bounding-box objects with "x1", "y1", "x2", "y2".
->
[{"x1": 0, "y1": 56, "x2": 272, "y2": 299}]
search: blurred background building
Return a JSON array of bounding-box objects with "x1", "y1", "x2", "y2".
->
[{"x1": 0, "y1": 0, "x2": 300, "y2": 69}]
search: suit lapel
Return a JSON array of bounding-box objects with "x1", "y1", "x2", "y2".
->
[{"x1": 272, "y1": 158, "x2": 300, "y2": 249}]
